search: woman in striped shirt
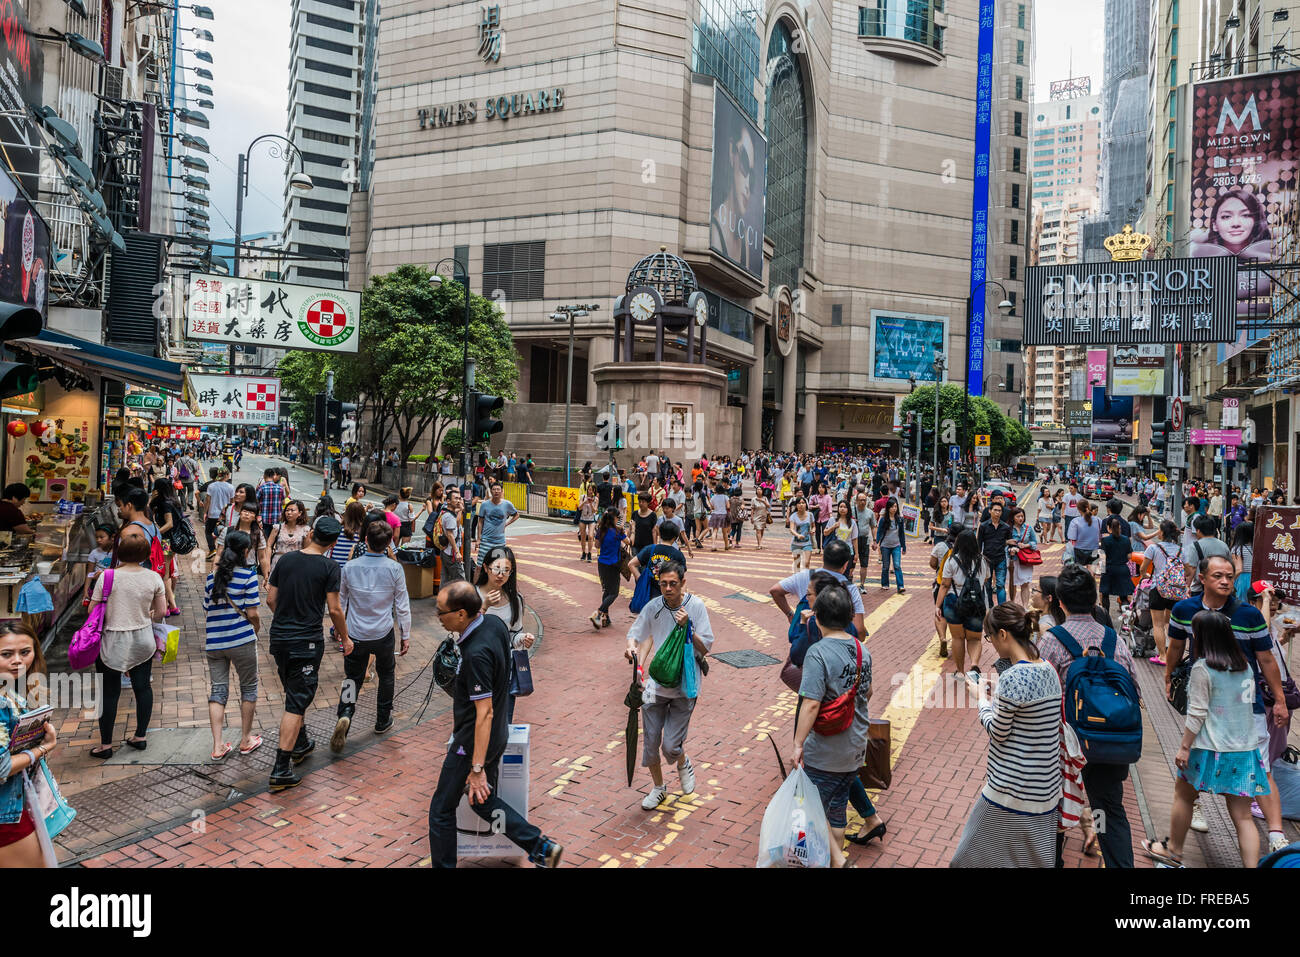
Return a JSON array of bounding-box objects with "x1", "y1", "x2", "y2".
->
[
  {"x1": 950, "y1": 602, "x2": 1063, "y2": 868},
  {"x1": 203, "y1": 531, "x2": 263, "y2": 761}
]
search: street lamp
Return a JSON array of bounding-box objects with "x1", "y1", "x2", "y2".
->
[
  {"x1": 551, "y1": 303, "x2": 601, "y2": 487},
  {"x1": 932, "y1": 339, "x2": 945, "y2": 488},
  {"x1": 963, "y1": 280, "x2": 1014, "y2": 480},
  {"x1": 430, "y1": 260, "x2": 474, "y2": 477}
]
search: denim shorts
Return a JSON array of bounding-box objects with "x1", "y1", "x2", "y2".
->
[
  {"x1": 804, "y1": 765, "x2": 856, "y2": 829},
  {"x1": 941, "y1": 592, "x2": 983, "y2": 633}
]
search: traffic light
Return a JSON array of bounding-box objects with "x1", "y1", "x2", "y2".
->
[
  {"x1": 313, "y1": 392, "x2": 327, "y2": 438},
  {"x1": 1149, "y1": 417, "x2": 1169, "y2": 464},
  {"x1": 325, "y1": 400, "x2": 357, "y2": 439},
  {"x1": 468, "y1": 391, "x2": 504, "y2": 445},
  {"x1": 899, "y1": 419, "x2": 916, "y2": 449},
  {"x1": 921, "y1": 427, "x2": 935, "y2": 454},
  {"x1": 0, "y1": 303, "x2": 43, "y2": 399}
]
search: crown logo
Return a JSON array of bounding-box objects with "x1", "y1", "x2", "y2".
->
[{"x1": 1103, "y1": 224, "x2": 1152, "y2": 261}]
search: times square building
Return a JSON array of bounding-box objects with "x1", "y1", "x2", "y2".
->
[{"x1": 350, "y1": 0, "x2": 1030, "y2": 462}]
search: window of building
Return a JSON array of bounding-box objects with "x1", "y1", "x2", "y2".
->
[
  {"x1": 483, "y1": 241, "x2": 545, "y2": 300},
  {"x1": 692, "y1": 0, "x2": 763, "y2": 120},
  {"x1": 1013, "y1": 111, "x2": 1023, "y2": 136},
  {"x1": 1016, "y1": 39, "x2": 1025, "y2": 64},
  {"x1": 303, "y1": 58, "x2": 355, "y2": 79},
  {"x1": 1009, "y1": 255, "x2": 1018, "y2": 280},
  {"x1": 305, "y1": 35, "x2": 354, "y2": 56},
  {"x1": 301, "y1": 151, "x2": 348, "y2": 169},
  {"x1": 303, "y1": 129, "x2": 351, "y2": 146},
  {"x1": 299, "y1": 220, "x2": 349, "y2": 237},
  {"x1": 1014, "y1": 75, "x2": 1024, "y2": 100},
  {"x1": 301, "y1": 81, "x2": 353, "y2": 101},
  {"x1": 1010, "y1": 219, "x2": 1020, "y2": 244},
  {"x1": 316, "y1": 0, "x2": 355, "y2": 9},
  {"x1": 858, "y1": 0, "x2": 944, "y2": 54},
  {"x1": 305, "y1": 13, "x2": 354, "y2": 34},
  {"x1": 296, "y1": 266, "x2": 346, "y2": 282},
  {"x1": 831, "y1": 304, "x2": 843, "y2": 326},
  {"x1": 765, "y1": 19, "x2": 809, "y2": 294},
  {"x1": 1011, "y1": 183, "x2": 1020, "y2": 208},
  {"x1": 454, "y1": 245, "x2": 470, "y2": 284},
  {"x1": 302, "y1": 104, "x2": 352, "y2": 123},
  {"x1": 1012, "y1": 147, "x2": 1022, "y2": 171},
  {"x1": 1017, "y1": 3, "x2": 1025, "y2": 28},
  {"x1": 299, "y1": 197, "x2": 350, "y2": 215}
]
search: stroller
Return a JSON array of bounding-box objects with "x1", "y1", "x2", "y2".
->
[{"x1": 1121, "y1": 577, "x2": 1157, "y2": 659}]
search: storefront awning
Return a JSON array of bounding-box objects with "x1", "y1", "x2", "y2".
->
[{"x1": 14, "y1": 330, "x2": 188, "y2": 395}]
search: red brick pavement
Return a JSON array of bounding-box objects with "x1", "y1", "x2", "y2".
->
[{"x1": 81, "y1": 532, "x2": 1153, "y2": 868}]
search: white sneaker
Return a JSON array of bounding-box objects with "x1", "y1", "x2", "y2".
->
[
  {"x1": 1189, "y1": 801, "x2": 1209, "y2": 833},
  {"x1": 678, "y1": 755, "x2": 696, "y2": 795},
  {"x1": 641, "y1": 784, "x2": 668, "y2": 810}
]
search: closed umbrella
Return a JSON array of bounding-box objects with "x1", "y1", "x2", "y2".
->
[{"x1": 623, "y1": 659, "x2": 642, "y2": 787}]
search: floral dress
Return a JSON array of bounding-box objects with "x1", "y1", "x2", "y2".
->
[{"x1": 270, "y1": 522, "x2": 309, "y2": 575}]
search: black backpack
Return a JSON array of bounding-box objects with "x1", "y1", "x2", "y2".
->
[{"x1": 955, "y1": 558, "x2": 987, "y2": 620}]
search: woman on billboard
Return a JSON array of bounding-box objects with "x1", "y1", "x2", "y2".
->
[
  {"x1": 1191, "y1": 188, "x2": 1272, "y2": 316},
  {"x1": 709, "y1": 109, "x2": 763, "y2": 276}
]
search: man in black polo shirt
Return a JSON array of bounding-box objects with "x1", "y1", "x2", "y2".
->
[
  {"x1": 427, "y1": 581, "x2": 562, "y2": 868},
  {"x1": 977, "y1": 499, "x2": 1012, "y2": 606},
  {"x1": 595, "y1": 468, "x2": 618, "y2": 511},
  {"x1": 266, "y1": 515, "x2": 349, "y2": 791}
]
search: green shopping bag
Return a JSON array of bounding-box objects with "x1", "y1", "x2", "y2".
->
[{"x1": 648, "y1": 619, "x2": 692, "y2": 688}]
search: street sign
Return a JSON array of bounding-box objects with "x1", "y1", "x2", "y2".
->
[
  {"x1": 166, "y1": 374, "x2": 281, "y2": 426},
  {"x1": 1168, "y1": 439, "x2": 1187, "y2": 469},
  {"x1": 974, "y1": 434, "x2": 991, "y2": 447},
  {"x1": 1221, "y1": 397, "x2": 1239, "y2": 428},
  {"x1": 124, "y1": 393, "x2": 164, "y2": 410},
  {"x1": 1171, "y1": 396, "x2": 1184, "y2": 433},
  {"x1": 1190, "y1": 428, "x2": 1242, "y2": 446},
  {"x1": 1226, "y1": 446, "x2": 1237, "y2": 461},
  {"x1": 975, "y1": 445, "x2": 991, "y2": 457},
  {"x1": 949, "y1": 446, "x2": 959, "y2": 462}
]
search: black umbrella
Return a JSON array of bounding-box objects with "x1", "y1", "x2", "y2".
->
[{"x1": 623, "y1": 658, "x2": 642, "y2": 787}]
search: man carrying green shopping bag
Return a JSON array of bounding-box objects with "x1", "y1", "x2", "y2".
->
[{"x1": 624, "y1": 561, "x2": 714, "y2": 810}]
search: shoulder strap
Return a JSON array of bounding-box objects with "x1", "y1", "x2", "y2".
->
[
  {"x1": 1049, "y1": 624, "x2": 1084, "y2": 660},
  {"x1": 1100, "y1": 627, "x2": 1118, "y2": 659},
  {"x1": 102, "y1": 567, "x2": 114, "y2": 599},
  {"x1": 1194, "y1": 541, "x2": 1204, "y2": 562}
]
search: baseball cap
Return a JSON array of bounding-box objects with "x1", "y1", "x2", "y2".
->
[{"x1": 312, "y1": 515, "x2": 343, "y2": 540}]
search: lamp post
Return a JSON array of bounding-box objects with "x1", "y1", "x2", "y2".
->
[
  {"x1": 551, "y1": 303, "x2": 601, "y2": 488},
  {"x1": 430, "y1": 259, "x2": 474, "y2": 477},
  {"x1": 932, "y1": 339, "x2": 945, "y2": 490},
  {"x1": 963, "y1": 279, "x2": 1014, "y2": 483},
  {"x1": 230, "y1": 133, "x2": 312, "y2": 442}
]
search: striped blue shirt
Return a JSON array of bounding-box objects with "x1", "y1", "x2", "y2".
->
[
  {"x1": 330, "y1": 533, "x2": 358, "y2": 568},
  {"x1": 203, "y1": 567, "x2": 259, "y2": 650}
]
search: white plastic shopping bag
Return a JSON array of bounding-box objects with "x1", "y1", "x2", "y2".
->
[{"x1": 756, "y1": 768, "x2": 831, "y2": 868}]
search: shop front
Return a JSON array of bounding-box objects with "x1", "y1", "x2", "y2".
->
[{"x1": 814, "y1": 396, "x2": 901, "y2": 457}]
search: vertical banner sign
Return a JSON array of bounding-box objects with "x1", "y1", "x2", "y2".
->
[
  {"x1": 1087, "y1": 349, "x2": 1108, "y2": 387},
  {"x1": 967, "y1": 0, "x2": 996, "y2": 397},
  {"x1": 1251, "y1": 506, "x2": 1300, "y2": 601}
]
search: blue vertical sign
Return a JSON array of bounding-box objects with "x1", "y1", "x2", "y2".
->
[{"x1": 967, "y1": 0, "x2": 996, "y2": 397}]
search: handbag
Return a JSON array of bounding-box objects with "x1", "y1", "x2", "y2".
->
[
  {"x1": 1261, "y1": 668, "x2": 1300, "y2": 710},
  {"x1": 1017, "y1": 547, "x2": 1043, "y2": 565},
  {"x1": 649, "y1": 618, "x2": 691, "y2": 688},
  {"x1": 153, "y1": 622, "x2": 180, "y2": 664},
  {"x1": 1168, "y1": 655, "x2": 1193, "y2": 715},
  {"x1": 508, "y1": 647, "x2": 534, "y2": 697},
  {"x1": 68, "y1": 569, "x2": 113, "y2": 670},
  {"x1": 779, "y1": 657, "x2": 802, "y2": 693},
  {"x1": 856, "y1": 718, "x2": 892, "y2": 790},
  {"x1": 812, "y1": 639, "x2": 863, "y2": 736},
  {"x1": 169, "y1": 507, "x2": 198, "y2": 556}
]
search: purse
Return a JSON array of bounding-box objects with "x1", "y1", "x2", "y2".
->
[
  {"x1": 812, "y1": 639, "x2": 863, "y2": 736},
  {"x1": 779, "y1": 657, "x2": 802, "y2": 693},
  {"x1": 1017, "y1": 547, "x2": 1043, "y2": 565},
  {"x1": 68, "y1": 569, "x2": 113, "y2": 670},
  {"x1": 857, "y1": 719, "x2": 892, "y2": 790}
]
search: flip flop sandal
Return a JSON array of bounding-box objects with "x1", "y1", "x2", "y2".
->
[
  {"x1": 1141, "y1": 838, "x2": 1184, "y2": 867},
  {"x1": 239, "y1": 735, "x2": 264, "y2": 756},
  {"x1": 211, "y1": 742, "x2": 234, "y2": 761}
]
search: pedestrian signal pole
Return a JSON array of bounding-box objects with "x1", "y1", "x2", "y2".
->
[{"x1": 322, "y1": 369, "x2": 333, "y2": 499}]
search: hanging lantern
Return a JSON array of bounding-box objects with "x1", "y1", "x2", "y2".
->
[{"x1": 6, "y1": 420, "x2": 27, "y2": 437}]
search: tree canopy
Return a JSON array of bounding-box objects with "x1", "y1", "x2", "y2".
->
[
  {"x1": 900, "y1": 384, "x2": 1032, "y2": 461},
  {"x1": 278, "y1": 264, "x2": 519, "y2": 464}
]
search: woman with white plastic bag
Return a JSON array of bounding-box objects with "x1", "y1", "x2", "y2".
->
[{"x1": 0, "y1": 622, "x2": 74, "y2": 868}]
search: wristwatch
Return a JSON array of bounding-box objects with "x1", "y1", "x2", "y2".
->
[{"x1": 471, "y1": 763, "x2": 484, "y2": 774}]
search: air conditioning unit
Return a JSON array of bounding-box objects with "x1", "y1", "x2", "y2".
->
[
  {"x1": 138, "y1": 31, "x2": 154, "y2": 54},
  {"x1": 103, "y1": 66, "x2": 125, "y2": 100}
]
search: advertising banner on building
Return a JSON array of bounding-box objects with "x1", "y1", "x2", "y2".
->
[
  {"x1": 870, "y1": 312, "x2": 946, "y2": 383},
  {"x1": 1091, "y1": 387, "x2": 1133, "y2": 444},
  {"x1": 1065, "y1": 399, "x2": 1092, "y2": 433},
  {"x1": 1087, "y1": 349, "x2": 1108, "y2": 387},
  {"x1": 1023, "y1": 258, "x2": 1238, "y2": 345},
  {"x1": 1191, "y1": 70, "x2": 1300, "y2": 321},
  {"x1": 1112, "y1": 344, "x2": 1166, "y2": 395},
  {"x1": 1251, "y1": 506, "x2": 1300, "y2": 601},
  {"x1": 0, "y1": 161, "x2": 49, "y2": 316},
  {"x1": 184, "y1": 274, "x2": 361, "y2": 354},
  {"x1": 166, "y1": 375, "x2": 281, "y2": 425},
  {"x1": 0, "y1": 3, "x2": 43, "y2": 199},
  {"x1": 708, "y1": 86, "x2": 766, "y2": 279},
  {"x1": 966, "y1": 0, "x2": 995, "y2": 397}
]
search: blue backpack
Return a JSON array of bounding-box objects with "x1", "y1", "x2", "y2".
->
[
  {"x1": 1050, "y1": 625, "x2": 1142, "y2": 765},
  {"x1": 629, "y1": 562, "x2": 654, "y2": 614}
]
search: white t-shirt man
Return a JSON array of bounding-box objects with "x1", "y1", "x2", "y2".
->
[
  {"x1": 645, "y1": 453, "x2": 660, "y2": 475},
  {"x1": 1063, "y1": 492, "x2": 1081, "y2": 520}
]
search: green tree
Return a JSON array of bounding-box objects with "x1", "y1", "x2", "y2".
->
[
  {"x1": 275, "y1": 265, "x2": 519, "y2": 465},
  {"x1": 901, "y1": 385, "x2": 1031, "y2": 461}
]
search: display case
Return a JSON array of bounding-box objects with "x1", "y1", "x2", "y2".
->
[{"x1": 0, "y1": 511, "x2": 96, "y2": 637}]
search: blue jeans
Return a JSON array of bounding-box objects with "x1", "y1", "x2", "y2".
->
[
  {"x1": 985, "y1": 558, "x2": 1007, "y2": 605},
  {"x1": 880, "y1": 545, "x2": 903, "y2": 589},
  {"x1": 849, "y1": 777, "x2": 877, "y2": 821}
]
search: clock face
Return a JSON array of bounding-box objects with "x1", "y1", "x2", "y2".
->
[
  {"x1": 695, "y1": 299, "x2": 708, "y2": 327},
  {"x1": 630, "y1": 292, "x2": 655, "y2": 322}
]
